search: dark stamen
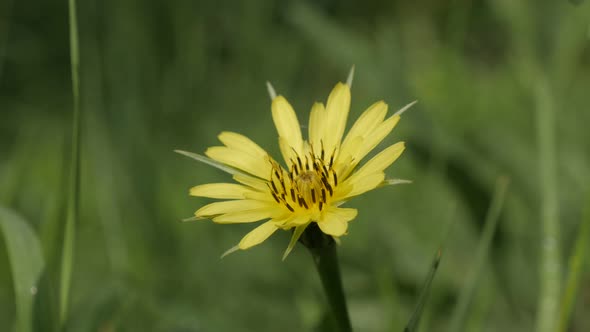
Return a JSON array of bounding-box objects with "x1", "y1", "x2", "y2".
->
[
  {"x1": 271, "y1": 192, "x2": 280, "y2": 203},
  {"x1": 322, "y1": 164, "x2": 329, "y2": 177},
  {"x1": 279, "y1": 179, "x2": 286, "y2": 192},
  {"x1": 321, "y1": 176, "x2": 330, "y2": 188},
  {"x1": 333, "y1": 172, "x2": 338, "y2": 186},
  {"x1": 311, "y1": 189, "x2": 316, "y2": 203},
  {"x1": 300, "y1": 197, "x2": 309, "y2": 209},
  {"x1": 285, "y1": 203, "x2": 295, "y2": 212}
]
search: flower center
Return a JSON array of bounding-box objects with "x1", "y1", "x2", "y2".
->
[{"x1": 267, "y1": 146, "x2": 338, "y2": 212}]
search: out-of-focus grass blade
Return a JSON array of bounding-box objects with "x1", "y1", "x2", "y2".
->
[
  {"x1": 534, "y1": 76, "x2": 561, "y2": 332},
  {"x1": 60, "y1": 0, "x2": 81, "y2": 326},
  {"x1": 403, "y1": 247, "x2": 443, "y2": 332},
  {"x1": 557, "y1": 194, "x2": 590, "y2": 332},
  {"x1": 448, "y1": 176, "x2": 510, "y2": 331},
  {"x1": 0, "y1": 207, "x2": 45, "y2": 332}
]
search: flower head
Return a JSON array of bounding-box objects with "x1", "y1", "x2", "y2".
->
[{"x1": 178, "y1": 71, "x2": 413, "y2": 258}]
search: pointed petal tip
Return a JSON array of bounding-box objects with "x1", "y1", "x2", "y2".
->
[
  {"x1": 281, "y1": 249, "x2": 291, "y2": 261},
  {"x1": 266, "y1": 81, "x2": 277, "y2": 100},
  {"x1": 220, "y1": 245, "x2": 240, "y2": 259},
  {"x1": 346, "y1": 65, "x2": 355, "y2": 87},
  {"x1": 394, "y1": 100, "x2": 418, "y2": 116},
  {"x1": 181, "y1": 216, "x2": 207, "y2": 222},
  {"x1": 383, "y1": 178, "x2": 413, "y2": 186}
]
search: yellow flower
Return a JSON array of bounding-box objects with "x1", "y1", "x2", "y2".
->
[{"x1": 178, "y1": 72, "x2": 413, "y2": 258}]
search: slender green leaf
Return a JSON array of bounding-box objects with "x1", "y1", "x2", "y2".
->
[
  {"x1": 534, "y1": 76, "x2": 561, "y2": 332},
  {"x1": 557, "y1": 194, "x2": 590, "y2": 332},
  {"x1": 449, "y1": 176, "x2": 510, "y2": 331},
  {"x1": 0, "y1": 207, "x2": 45, "y2": 332},
  {"x1": 60, "y1": 0, "x2": 81, "y2": 326},
  {"x1": 404, "y1": 247, "x2": 442, "y2": 332}
]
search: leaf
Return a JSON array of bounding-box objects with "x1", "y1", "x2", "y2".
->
[
  {"x1": 557, "y1": 193, "x2": 590, "y2": 332},
  {"x1": 60, "y1": 0, "x2": 82, "y2": 325},
  {"x1": 0, "y1": 207, "x2": 45, "y2": 332}
]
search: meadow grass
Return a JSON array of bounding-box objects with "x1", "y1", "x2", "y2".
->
[{"x1": 1, "y1": 1, "x2": 589, "y2": 331}]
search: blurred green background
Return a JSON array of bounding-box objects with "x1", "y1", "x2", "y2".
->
[{"x1": 1, "y1": 0, "x2": 590, "y2": 331}]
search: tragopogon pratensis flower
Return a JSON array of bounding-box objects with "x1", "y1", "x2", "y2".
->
[{"x1": 177, "y1": 69, "x2": 414, "y2": 259}]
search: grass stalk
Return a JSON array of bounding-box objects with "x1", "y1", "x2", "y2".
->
[
  {"x1": 404, "y1": 247, "x2": 442, "y2": 332},
  {"x1": 59, "y1": 0, "x2": 81, "y2": 326},
  {"x1": 448, "y1": 177, "x2": 510, "y2": 331},
  {"x1": 534, "y1": 76, "x2": 561, "y2": 332},
  {"x1": 557, "y1": 194, "x2": 590, "y2": 332}
]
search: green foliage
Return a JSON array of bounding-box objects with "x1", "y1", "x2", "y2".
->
[
  {"x1": 0, "y1": 207, "x2": 45, "y2": 332},
  {"x1": 1, "y1": 0, "x2": 590, "y2": 331}
]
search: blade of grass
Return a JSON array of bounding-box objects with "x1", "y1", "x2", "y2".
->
[
  {"x1": 0, "y1": 207, "x2": 45, "y2": 332},
  {"x1": 59, "y1": 0, "x2": 81, "y2": 326},
  {"x1": 404, "y1": 205, "x2": 457, "y2": 332},
  {"x1": 557, "y1": 194, "x2": 590, "y2": 332},
  {"x1": 448, "y1": 176, "x2": 510, "y2": 331},
  {"x1": 534, "y1": 76, "x2": 561, "y2": 332},
  {"x1": 403, "y1": 246, "x2": 442, "y2": 332}
]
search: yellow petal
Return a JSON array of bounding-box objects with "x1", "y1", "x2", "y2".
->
[
  {"x1": 206, "y1": 146, "x2": 271, "y2": 179},
  {"x1": 212, "y1": 208, "x2": 278, "y2": 224},
  {"x1": 333, "y1": 136, "x2": 363, "y2": 177},
  {"x1": 272, "y1": 96, "x2": 303, "y2": 161},
  {"x1": 278, "y1": 136, "x2": 297, "y2": 168},
  {"x1": 233, "y1": 173, "x2": 269, "y2": 191},
  {"x1": 338, "y1": 102, "x2": 388, "y2": 166},
  {"x1": 243, "y1": 190, "x2": 275, "y2": 202},
  {"x1": 190, "y1": 183, "x2": 255, "y2": 199},
  {"x1": 238, "y1": 220, "x2": 279, "y2": 249},
  {"x1": 340, "y1": 101, "x2": 388, "y2": 154},
  {"x1": 308, "y1": 102, "x2": 326, "y2": 151},
  {"x1": 343, "y1": 172, "x2": 386, "y2": 198},
  {"x1": 317, "y1": 207, "x2": 357, "y2": 237},
  {"x1": 282, "y1": 214, "x2": 311, "y2": 227},
  {"x1": 350, "y1": 142, "x2": 405, "y2": 180},
  {"x1": 323, "y1": 83, "x2": 351, "y2": 154},
  {"x1": 353, "y1": 115, "x2": 400, "y2": 165},
  {"x1": 218, "y1": 131, "x2": 268, "y2": 158},
  {"x1": 196, "y1": 199, "x2": 273, "y2": 217}
]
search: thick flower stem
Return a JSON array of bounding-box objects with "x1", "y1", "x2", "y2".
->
[{"x1": 302, "y1": 224, "x2": 352, "y2": 332}]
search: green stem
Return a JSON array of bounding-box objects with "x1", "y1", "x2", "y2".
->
[
  {"x1": 557, "y1": 195, "x2": 590, "y2": 332},
  {"x1": 302, "y1": 224, "x2": 352, "y2": 332},
  {"x1": 534, "y1": 75, "x2": 561, "y2": 332},
  {"x1": 60, "y1": 0, "x2": 81, "y2": 327}
]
